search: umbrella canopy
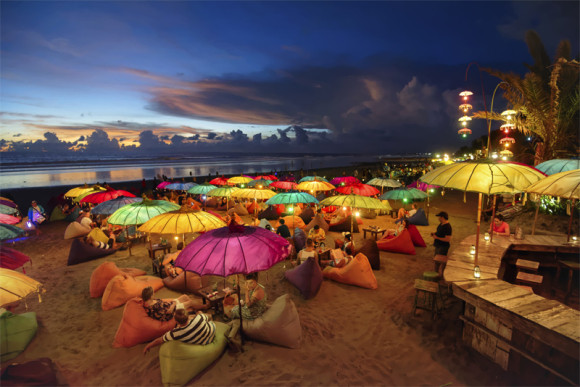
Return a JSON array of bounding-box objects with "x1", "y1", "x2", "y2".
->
[
  {"x1": 366, "y1": 178, "x2": 402, "y2": 188},
  {"x1": 296, "y1": 179, "x2": 335, "y2": 193},
  {"x1": 175, "y1": 224, "x2": 291, "y2": 277},
  {"x1": 231, "y1": 188, "x2": 277, "y2": 201},
  {"x1": 228, "y1": 176, "x2": 253, "y2": 185},
  {"x1": 0, "y1": 224, "x2": 25, "y2": 241},
  {"x1": 0, "y1": 214, "x2": 21, "y2": 225},
  {"x1": 80, "y1": 188, "x2": 137, "y2": 204},
  {"x1": 336, "y1": 183, "x2": 380, "y2": 197},
  {"x1": 299, "y1": 176, "x2": 329, "y2": 183},
  {"x1": 265, "y1": 191, "x2": 319, "y2": 206},
  {"x1": 380, "y1": 188, "x2": 428, "y2": 202},
  {"x1": 91, "y1": 196, "x2": 143, "y2": 216},
  {"x1": 254, "y1": 175, "x2": 278, "y2": 181},
  {"x1": 107, "y1": 199, "x2": 180, "y2": 226},
  {"x1": 73, "y1": 187, "x2": 108, "y2": 203},
  {"x1": 138, "y1": 208, "x2": 226, "y2": 235},
  {"x1": 248, "y1": 179, "x2": 272, "y2": 188},
  {"x1": 525, "y1": 169, "x2": 580, "y2": 200},
  {"x1": 419, "y1": 160, "x2": 546, "y2": 195},
  {"x1": 269, "y1": 181, "x2": 298, "y2": 190},
  {"x1": 207, "y1": 186, "x2": 240, "y2": 198},
  {"x1": 187, "y1": 184, "x2": 217, "y2": 195},
  {"x1": 64, "y1": 185, "x2": 105, "y2": 198},
  {"x1": 165, "y1": 182, "x2": 198, "y2": 191},
  {"x1": 0, "y1": 199, "x2": 17, "y2": 209},
  {"x1": 0, "y1": 197, "x2": 14, "y2": 202},
  {"x1": 330, "y1": 176, "x2": 360, "y2": 187},
  {"x1": 0, "y1": 268, "x2": 43, "y2": 307},
  {"x1": 319, "y1": 194, "x2": 389, "y2": 210},
  {"x1": 156, "y1": 181, "x2": 174, "y2": 189},
  {"x1": 408, "y1": 180, "x2": 439, "y2": 192},
  {"x1": 0, "y1": 246, "x2": 30, "y2": 271},
  {"x1": 0, "y1": 205, "x2": 18, "y2": 216},
  {"x1": 535, "y1": 159, "x2": 580, "y2": 176},
  {"x1": 209, "y1": 177, "x2": 231, "y2": 186}
]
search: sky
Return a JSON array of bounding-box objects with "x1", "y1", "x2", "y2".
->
[{"x1": 1, "y1": 1, "x2": 578, "y2": 157}]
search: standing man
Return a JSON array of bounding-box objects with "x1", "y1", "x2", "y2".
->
[{"x1": 431, "y1": 211, "x2": 452, "y2": 277}]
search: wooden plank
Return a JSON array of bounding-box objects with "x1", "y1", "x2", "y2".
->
[
  {"x1": 508, "y1": 299, "x2": 561, "y2": 317},
  {"x1": 414, "y1": 279, "x2": 438, "y2": 293},
  {"x1": 467, "y1": 281, "x2": 514, "y2": 297},
  {"x1": 516, "y1": 259, "x2": 540, "y2": 271},
  {"x1": 480, "y1": 286, "x2": 533, "y2": 304},
  {"x1": 553, "y1": 321, "x2": 580, "y2": 342},
  {"x1": 516, "y1": 271, "x2": 543, "y2": 284},
  {"x1": 494, "y1": 293, "x2": 545, "y2": 310}
]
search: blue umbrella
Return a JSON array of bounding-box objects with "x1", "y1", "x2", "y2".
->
[
  {"x1": 380, "y1": 188, "x2": 428, "y2": 202},
  {"x1": 91, "y1": 196, "x2": 143, "y2": 215},
  {"x1": 535, "y1": 159, "x2": 580, "y2": 175},
  {"x1": 0, "y1": 224, "x2": 25, "y2": 241},
  {"x1": 165, "y1": 182, "x2": 198, "y2": 191},
  {"x1": 298, "y1": 176, "x2": 329, "y2": 183},
  {"x1": 265, "y1": 191, "x2": 319, "y2": 205}
]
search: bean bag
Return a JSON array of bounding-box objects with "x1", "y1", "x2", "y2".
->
[
  {"x1": 246, "y1": 201, "x2": 259, "y2": 214},
  {"x1": 305, "y1": 214, "x2": 329, "y2": 232},
  {"x1": 378, "y1": 200, "x2": 393, "y2": 215},
  {"x1": 63, "y1": 222, "x2": 90, "y2": 240},
  {"x1": 322, "y1": 253, "x2": 378, "y2": 289},
  {"x1": 205, "y1": 209, "x2": 224, "y2": 222},
  {"x1": 321, "y1": 206, "x2": 337, "y2": 213},
  {"x1": 274, "y1": 204, "x2": 286, "y2": 216},
  {"x1": 163, "y1": 271, "x2": 209, "y2": 294},
  {"x1": 89, "y1": 262, "x2": 147, "y2": 298},
  {"x1": 0, "y1": 357, "x2": 62, "y2": 386},
  {"x1": 159, "y1": 321, "x2": 230, "y2": 386},
  {"x1": 0, "y1": 310, "x2": 37, "y2": 362},
  {"x1": 354, "y1": 239, "x2": 380, "y2": 270},
  {"x1": 205, "y1": 198, "x2": 218, "y2": 208},
  {"x1": 408, "y1": 208, "x2": 429, "y2": 226},
  {"x1": 284, "y1": 257, "x2": 323, "y2": 299},
  {"x1": 377, "y1": 229, "x2": 416, "y2": 255},
  {"x1": 112, "y1": 298, "x2": 175, "y2": 348},
  {"x1": 49, "y1": 206, "x2": 66, "y2": 222},
  {"x1": 216, "y1": 200, "x2": 234, "y2": 211},
  {"x1": 329, "y1": 215, "x2": 359, "y2": 233},
  {"x1": 360, "y1": 208, "x2": 377, "y2": 219},
  {"x1": 232, "y1": 203, "x2": 249, "y2": 216},
  {"x1": 87, "y1": 228, "x2": 110, "y2": 244},
  {"x1": 258, "y1": 206, "x2": 279, "y2": 220},
  {"x1": 257, "y1": 218, "x2": 272, "y2": 229},
  {"x1": 65, "y1": 207, "x2": 81, "y2": 222},
  {"x1": 276, "y1": 216, "x2": 305, "y2": 230},
  {"x1": 101, "y1": 275, "x2": 164, "y2": 311},
  {"x1": 407, "y1": 224, "x2": 427, "y2": 247},
  {"x1": 298, "y1": 206, "x2": 314, "y2": 225},
  {"x1": 67, "y1": 238, "x2": 116, "y2": 266},
  {"x1": 243, "y1": 294, "x2": 302, "y2": 348},
  {"x1": 291, "y1": 228, "x2": 307, "y2": 251}
]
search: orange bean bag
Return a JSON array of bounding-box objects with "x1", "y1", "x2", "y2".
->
[
  {"x1": 112, "y1": 297, "x2": 176, "y2": 348},
  {"x1": 163, "y1": 271, "x2": 209, "y2": 293},
  {"x1": 322, "y1": 253, "x2": 377, "y2": 289},
  {"x1": 407, "y1": 224, "x2": 426, "y2": 247},
  {"x1": 102, "y1": 275, "x2": 164, "y2": 311},
  {"x1": 276, "y1": 216, "x2": 305, "y2": 229},
  {"x1": 90, "y1": 262, "x2": 146, "y2": 298},
  {"x1": 246, "y1": 201, "x2": 259, "y2": 214},
  {"x1": 376, "y1": 229, "x2": 416, "y2": 255},
  {"x1": 304, "y1": 214, "x2": 329, "y2": 232}
]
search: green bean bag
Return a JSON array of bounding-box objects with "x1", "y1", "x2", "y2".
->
[
  {"x1": 49, "y1": 206, "x2": 66, "y2": 222},
  {"x1": 0, "y1": 310, "x2": 38, "y2": 362},
  {"x1": 159, "y1": 322, "x2": 230, "y2": 386}
]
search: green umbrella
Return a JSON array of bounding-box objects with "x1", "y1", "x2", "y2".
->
[
  {"x1": 207, "y1": 187, "x2": 240, "y2": 211},
  {"x1": 0, "y1": 204, "x2": 18, "y2": 216},
  {"x1": 298, "y1": 176, "x2": 329, "y2": 183},
  {"x1": 248, "y1": 179, "x2": 272, "y2": 188},
  {"x1": 187, "y1": 184, "x2": 217, "y2": 195},
  {"x1": 380, "y1": 188, "x2": 428, "y2": 202},
  {"x1": 265, "y1": 191, "x2": 319, "y2": 205},
  {"x1": 107, "y1": 199, "x2": 180, "y2": 226},
  {"x1": 0, "y1": 224, "x2": 25, "y2": 241}
]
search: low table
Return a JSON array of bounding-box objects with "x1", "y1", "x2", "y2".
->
[
  {"x1": 147, "y1": 243, "x2": 172, "y2": 260},
  {"x1": 198, "y1": 282, "x2": 233, "y2": 316},
  {"x1": 363, "y1": 227, "x2": 386, "y2": 240}
]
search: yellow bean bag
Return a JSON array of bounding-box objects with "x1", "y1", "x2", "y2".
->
[
  {"x1": 322, "y1": 253, "x2": 378, "y2": 289},
  {"x1": 159, "y1": 321, "x2": 230, "y2": 386},
  {"x1": 63, "y1": 221, "x2": 90, "y2": 239},
  {"x1": 87, "y1": 228, "x2": 110, "y2": 244},
  {"x1": 90, "y1": 262, "x2": 146, "y2": 298},
  {"x1": 101, "y1": 275, "x2": 164, "y2": 311},
  {"x1": 276, "y1": 216, "x2": 305, "y2": 229}
]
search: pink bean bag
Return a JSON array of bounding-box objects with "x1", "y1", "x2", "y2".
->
[
  {"x1": 102, "y1": 275, "x2": 164, "y2": 311},
  {"x1": 89, "y1": 262, "x2": 146, "y2": 298},
  {"x1": 112, "y1": 297, "x2": 175, "y2": 348},
  {"x1": 322, "y1": 253, "x2": 377, "y2": 289},
  {"x1": 407, "y1": 224, "x2": 426, "y2": 247},
  {"x1": 377, "y1": 229, "x2": 416, "y2": 255}
]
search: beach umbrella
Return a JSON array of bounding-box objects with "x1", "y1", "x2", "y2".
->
[
  {"x1": 299, "y1": 176, "x2": 329, "y2": 183},
  {"x1": 107, "y1": 199, "x2": 180, "y2": 226},
  {"x1": 91, "y1": 196, "x2": 143, "y2": 216},
  {"x1": 228, "y1": 176, "x2": 253, "y2": 185},
  {"x1": 336, "y1": 183, "x2": 380, "y2": 197},
  {"x1": 535, "y1": 159, "x2": 580, "y2": 176},
  {"x1": 207, "y1": 187, "x2": 240, "y2": 211},
  {"x1": 0, "y1": 197, "x2": 14, "y2": 202},
  {"x1": 408, "y1": 180, "x2": 439, "y2": 193},
  {"x1": 0, "y1": 214, "x2": 20, "y2": 225},
  {"x1": 0, "y1": 268, "x2": 43, "y2": 307},
  {"x1": 80, "y1": 188, "x2": 136, "y2": 204},
  {"x1": 0, "y1": 200, "x2": 17, "y2": 209},
  {"x1": 0, "y1": 224, "x2": 25, "y2": 241},
  {"x1": 265, "y1": 191, "x2": 319, "y2": 206},
  {"x1": 254, "y1": 175, "x2": 278, "y2": 181},
  {"x1": 156, "y1": 181, "x2": 174, "y2": 190},
  {"x1": 64, "y1": 185, "x2": 105, "y2": 198},
  {"x1": 0, "y1": 246, "x2": 30, "y2": 271},
  {"x1": 187, "y1": 183, "x2": 217, "y2": 195},
  {"x1": 165, "y1": 182, "x2": 198, "y2": 191},
  {"x1": 231, "y1": 188, "x2": 276, "y2": 201},
  {"x1": 380, "y1": 188, "x2": 428, "y2": 202},
  {"x1": 247, "y1": 179, "x2": 272, "y2": 188},
  {"x1": 209, "y1": 177, "x2": 231, "y2": 186},
  {"x1": 268, "y1": 181, "x2": 298, "y2": 191},
  {"x1": 138, "y1": 208, "x2": 226, "y2": 236},
  {"x1": 367, "y1": 178, "x2": 401, "y2": 188},
  {"x1": 295, "y1": 179, "x2": 335, "y2": 194},
  {"x1": 420, "y1": 160, "x2": 546, "y2": 271},
  {"x1": 330, "y1": 176, "x2": 360, "y2": 187},
  {"x1": 0, "y1": 205, "x2": 18, "y2": 216},
  {"x1": 524, "y1": 169, "x2": 580, "y2": 240},
  {"x1": 320, "y1": 194, "x2": 389, "y2": 237}
]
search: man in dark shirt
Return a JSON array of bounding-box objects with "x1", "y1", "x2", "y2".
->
[
  {"x1": 431, "y1": 211, "x2": 452, "y2": 277},
  {"x1": 276, "y1": 218, "x2": 291, "y2": 239}
]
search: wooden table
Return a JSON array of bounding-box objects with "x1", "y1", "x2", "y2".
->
[
  {"x1": 363, "y1": 227, "x2": 386, "y2": 240},
  {"x1": 147, "y1": 243, "x2": 172, "y2": 260},
  {"x1": 197, "y1": 282, "x2": 233, "y2": 316}
]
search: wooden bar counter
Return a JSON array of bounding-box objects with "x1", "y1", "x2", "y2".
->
[{"x1": 444, "y1": 234, "x2": 580, "y2": 385}]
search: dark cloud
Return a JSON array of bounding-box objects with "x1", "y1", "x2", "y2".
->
[{"x1": 206, "y1": 132, "x2": 217, "y2": 140}]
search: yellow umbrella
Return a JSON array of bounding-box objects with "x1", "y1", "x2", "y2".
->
[
  {"x1": 64, "y1": 185, "x2": 104, "y2": 198},
  {"x1": 319, "y1": 194, "x2": 389, "y2": 236},
  {"x1": 295, "y1": 179, "x2": 335, "y2": 194},
  {"x1": 0, "y1": 268, "x2": 44, "y2": 307},
  {"x1": 138, "y1": 208, "x2": 226, "y2": 235},
  {"x1": 231, "y1": 188, "x2": 276, "y2": 201},
  {"x1": 72, "y1": 187, "x2": 107, "y2": 203},
  {"x1": 227, "y1": 176, "x2": 253, "y2": 185}
]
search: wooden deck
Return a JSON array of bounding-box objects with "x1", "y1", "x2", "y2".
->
[{"x1": 444, "y1": 234, "x2": 580, "y2": 384}]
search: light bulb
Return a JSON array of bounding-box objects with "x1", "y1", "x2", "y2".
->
[
  {"x1": 474, "y1": 266, "x2": 481, "y2": 278},
  {"x1": 342, "y1": 207, "x2": 347, "y2": 211},
  {"x1": 469, "y1": 245, "x2": 476, "y2": 255},
  {"x1": 355, "y1": 212, "x2": 360, "y2": 217},
  {"x1": 484, "y1": 232, "x2": 490, "y2": 241},
  {"x1": 174, "y1": 236, "x2": 178, "y2": 241}
]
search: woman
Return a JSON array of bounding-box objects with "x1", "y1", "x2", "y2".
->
[
  {"x1": 28, "y1": 200, "x2": 46, "y2": 232},
  {"x1": 224, "y1": 273, "x2": 267, "y2": 321},
  {"x1": 489, "y1": 214, "x2": 510, "y2": 236},
  {"x1": 295, "y1": 238, "x2": 318, "y2": 266},
  {"x1": 141, "y1": 286, "x2": 201, "y2": 322}
]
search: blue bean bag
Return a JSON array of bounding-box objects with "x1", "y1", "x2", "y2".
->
[
  {"x1": 67, "y1": 238, "x2": 116, "y2": 266},
  {"x1": 0, "y1": 310, "x2": 38, "y2": 362},
  {"x1": 284, "y1": 257, "x2": 323, "y2": 299},
  {"x1": 408, "y1": 208, "x2": 429, "y2": 226}
]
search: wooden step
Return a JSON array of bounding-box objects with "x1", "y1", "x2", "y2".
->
[
  {"x1": 516, "y1": 259, "x2": 540, "y2": 272},
  {"x1": 516, "y1": 271, "x2": 543, "y2": 285}
]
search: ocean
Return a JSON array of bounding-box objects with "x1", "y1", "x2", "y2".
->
[{"x1": 0, "y1": 153, "x2": 381, "y2": 189}]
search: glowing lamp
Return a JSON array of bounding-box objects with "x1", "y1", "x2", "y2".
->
[
  {"x1": 474, "y1": 266, "x2": 481, "y2": 278},
  {"x1": 355, "y1": 211, "x2": 360, "y2": 217},
  {"x1": 174, "y1": 236, "x2": 178, "y2": 241},
  {"x1": 527, "y1": 137, "x2": 532, "y2": 141},
  {"x1": 484, "y1": 232, "x2": 490, "y2": 241},
  {"x1": 572, "y1": 236, "x2": 578, "y2": 242},
  {"x1": 241, "y1": 184, "x2": 245, "y2": 188},
  {"x1": 458, "y1": 116, "x2": 472, "y2": 123},
  {"x1": 342, "y1": 207, "x2": 347, "y2": 211},
  {"x1": 26, "y1": 221, "x2": 33, "y2": 229},
  {"x1": 501, "y1": 110, "x2": 516, "y2": 120},
  {"x1": 429, "y1": 189, "x2": 435, "y2": 193},
  {"x1": 500, "y1": 123, "x2": 515, "y2": 131},
  {"x1": 469, "y1": 245, "x2": 476, "y2": 255},
  {"x1": 257, "y1": 185, "x2": 262, "y2": 189},
  {"x1": 288, "y1": 207, "x2": 294, "y2": 213},
  {"x1": 458, "y1": 128, "x2": 472, "y2": 137},
  {"x1": 500, "y1": 137, "x2": 515, "y2": 146},
  {"x1": 459, "y1": 91, "x2": 473, "y2": 100},
  {"x1": 403, "y1": 198, "x2": 408, "y2": 203},
  {"x1": 459, "y1": 103, "x2": 472, "y2": 113}
]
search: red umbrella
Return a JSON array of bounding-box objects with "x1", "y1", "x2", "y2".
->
[
  {"x1": 80, "y1": 188, "x2": 136, "y2": 204},
  {"x1": 0, "y1": 246, "x2": 31, "y2": 271},
  {"x1": 330, "y1": 176, "x2": 360, "y2": 187},
  {"x1": 336, "y1": 183, "x2": 379, "y2": 197},
  {"x1": 209, "y1": 177, "x2": 231, "y2": 186},
  {"x1": 0, "y1": 214, "x2": 20, "y2": 225},
  {"x1": 270, "y1": 181, "x2": 298, "y2": 190},
  {"x1": 255, "y1": 175, "x2": 278, "y2": 181},
  {"x1": 156, "y1": 181, "x2": 174, "y2": 189}
]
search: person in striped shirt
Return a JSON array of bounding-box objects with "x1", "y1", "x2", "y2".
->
[{"x1": 143, "y1": 309, "x2": 216, "y2": 354}]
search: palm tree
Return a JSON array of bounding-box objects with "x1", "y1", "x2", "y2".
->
[{"x1": 473, "y1": 31, "x2": 579, "y2": 164}]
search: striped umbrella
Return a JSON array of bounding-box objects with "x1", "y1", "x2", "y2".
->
[
  {"x1": 0, "y1": 214, "x2": 21, "y2": 225},
  {"x1": 0, "y1": 204, "x2": 19, "y2": 216},
  {"x1": 0, "y1": 224, "x2": 26, "y2": 241}
]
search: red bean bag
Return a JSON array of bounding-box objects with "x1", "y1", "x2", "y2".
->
[
  {"x1": 102, "y1": 275, "x2": 164, "y2": 311},
  {"x1": 89, "y1": 262, "x2": 146, "y2": 298},
  {"x1": 322, "y1": 253, "x2": 377, "y2": 289},
  {"x1": 377, "y1": 229, "x2": 416, "y2": 255},
  {"x1": 407, "y1": 224, "x2": 426, "y2": 247},
  {"x1": 246, "y1": 201, "x2": 259, "y2": 214},
  {"x1": 276, "y1": 216, "x2": 305, "y2": 229},
  {"x1": 284, "y1": 257, "x2": 323, "y2": 299},
  {"x1": 112, "y1": 298, "x2": 175, "y2": 348},
  {"x1": 305, "y1": 214, "x2": 329, "y2": 232},
  {"x1": 321, "y1": 206, "x2": 337, "y2": 213}
]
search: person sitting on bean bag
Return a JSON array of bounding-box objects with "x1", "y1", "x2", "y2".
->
[
  {"x1": 143, "y1": 309, "x2": 216, "y2": 354},
  {"x1": 162, "y1": 242, "x2": 184, "y2": 278},
  {"x1": 294, "y1": 238, "x2": 319, "y2": 266},
  {"x1": 385, "y1": 218, "x2": 409, "y2": 238},
  {"x1": 83, "y1": 235, "x2": 119, "y2": 250},
  {"x1": 141, "y1": 286, "x2": 204, "y2": 322},
  {"x1": 307, "y1": 225, "x2": 326, "y2": 247},
  {"x1": 320, "y1": 247, "x2": 352, "y2": 268}
]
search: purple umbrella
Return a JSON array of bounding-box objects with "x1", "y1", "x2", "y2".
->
[
  {"x1": 0, "y1": 200, "x2": 17, "y2": 209},
  {"x1": 408, "y1": 180, "x2": 439, "y2": 192}
]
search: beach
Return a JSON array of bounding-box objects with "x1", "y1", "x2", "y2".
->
[{"x1": 1, "y1": 180, "x2": 575, "y2": 386}]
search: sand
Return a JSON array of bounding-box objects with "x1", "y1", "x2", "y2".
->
[{"x1": 1, "y1": 187, "x2": 575, "y2": 386}]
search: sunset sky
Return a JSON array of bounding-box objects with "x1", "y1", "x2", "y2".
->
[{"x1": 1, "y1": 1, "x2": 578, "y2": 155}]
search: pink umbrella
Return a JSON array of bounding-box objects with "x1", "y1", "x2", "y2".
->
[
  {"x1": 0, "y1": 214, "x2": 20, "y2": 225},
  {"x1": 336, "y1": 183, "x2": 379, "y2": 197},
  {"x1": 269, "y1": 181, "x2": 297, "y2": 190},
  {"x1": 408, "y1": 180, "x2": 439, "y2": 192},
  {"x1": 0, "y1": 246, "x2": 31, "y2": 271},
  {"x1": 156, "y1": 181, "x2": 174, "y2": 189},
  {"x1": 80, "y1": 188, "x2": 136, "y2": 204},
  {"x1": 330, "y1": 176, "x2": 360, "y2": 187},
  {"x1": 209, "y1": 177, "x2": 231, "y2": 186}
]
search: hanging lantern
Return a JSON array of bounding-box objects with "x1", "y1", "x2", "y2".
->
[
  {"x1": 459, "y1": 90, "x2": 473, "y2": 101},
  {"x1": 501, "y1": 109, "x2": 517, "y2": 121},
  {"x1": 459, "y1": 103, "x2": 472, "y2": 113},
  {"x1": 458, "y1": 128, "x2": 472, "y2": 138},
  {"x1": 500, "y1": 123, "x2": 515, "y2": 133},
  {"x1": 458, "y1": 91, "x2": 473, "y2": 138},
  {"x1": 500, "y1": 149, "x2": 513, "y2": 160},
  {"x1": 499, "y1": 137, "x2": 515, "y2": 147}
]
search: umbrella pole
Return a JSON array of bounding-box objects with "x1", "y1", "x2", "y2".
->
[
  {"x1": 567, "y1": 199, "x2": 576, "y2": 242},
  {"x1": 125, "y1": 227, "x2": 132, "y2": 256},
  {"x1": 236, "y1": 274, "x2": 245, "y2": 347},
  {"x1": 490, "y1": 195, "x2": 497, "y2": 243},
  {"x1": 426, "y1": 195, "x2": 430, "y2": 219},
  {"x1": 475, "y1": 193, "x2": 482, "y2": 270},
  {"x1": 532, "y1": 204, "x2": 540, "y2": 235}
]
